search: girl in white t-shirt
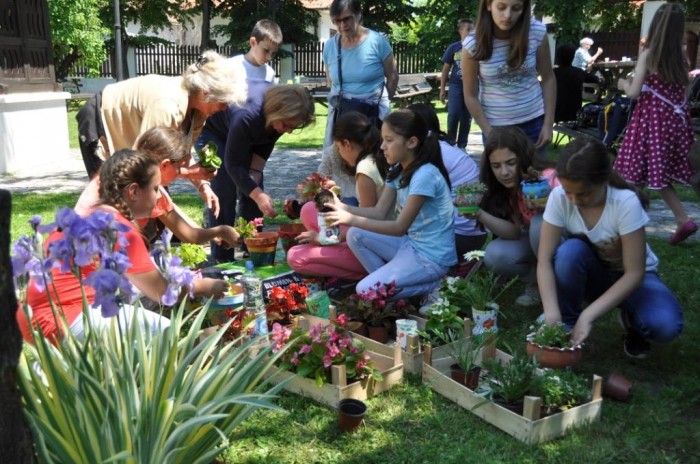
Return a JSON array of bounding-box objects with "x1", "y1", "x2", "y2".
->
[
  {"x1": 288, "y1": 112, "x2": 387, "y2": 280},
  {"x1": 538, "y1": 137, "x2": 683, "y2": 358}
]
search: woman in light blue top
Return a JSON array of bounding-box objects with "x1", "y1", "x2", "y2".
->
[
  {"x1": 324, "y1": 109, "x2": 456, "y2": 299},
  {"x1": 322, "y1": 0, "x2": 399, "y2": 151},
  {"x1": 461, "y1": 0, "x2": 555, "y2": 157}
]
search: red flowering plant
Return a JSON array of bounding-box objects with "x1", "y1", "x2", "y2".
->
[
  {"x1": 265, "y1": 283, "x2": 309, "y2": 325},
  {"x1": 270, "y1": 314, "x2": 383, "y2": 387},
  {"x1": 341, "y1": 281, "x2": 410, "y2": 328},
  {"x1": 295, "y1": 172, "x2": 342, "y2": 202}
]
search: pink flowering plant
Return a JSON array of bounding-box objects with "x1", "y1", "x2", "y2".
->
[
  {"x1": 341, "y1": 280, "x2": 410, "y2": 327},
  {"x1": 233, "y1": 216, "x2": 264, "y2": 240},
  {"x1": 270, "y1": 314, "x2": 383, "y2": 387}
]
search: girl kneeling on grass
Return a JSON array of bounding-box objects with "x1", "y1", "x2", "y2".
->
[
  {"x1": 18, "y1": 150, "x2": 229, "y2": 344},
  {"x1": 323, "y1": 109, "x2": 456, "y2": 299},
  {"x1": 288, "y1": 111, "x2": 388, "y2": 281},
  {"x1": 538, "y1": 137, "x2": 683, "y2": 358}
]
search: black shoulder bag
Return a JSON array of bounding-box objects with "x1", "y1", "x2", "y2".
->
[{"x1": 334, "y1": 35, "x2": 383, "y2": 127}]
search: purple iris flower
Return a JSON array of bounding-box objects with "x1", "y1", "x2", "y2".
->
[
  {"x1": 85, "y1": 268, "x2": 134, "y2": 318},
  {"x1": 47, "y1": 237, "x2": 75, "y2": 274}
]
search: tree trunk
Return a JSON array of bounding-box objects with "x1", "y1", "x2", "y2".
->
[
  {"x1": 201, "y1": 0, "x2": 211, "y2": 51},
  {"x1": 0, "y1": 190, "x2": 36, "y2": 462}
]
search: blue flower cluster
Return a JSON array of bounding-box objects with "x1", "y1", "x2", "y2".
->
[{"x1": 11, "y1": 207, "x2": 192, "y2": 318}]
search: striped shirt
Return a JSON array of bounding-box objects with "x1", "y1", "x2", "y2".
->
[{"x1": 463, "y1": 19, "x2": 546, "y2": 126}]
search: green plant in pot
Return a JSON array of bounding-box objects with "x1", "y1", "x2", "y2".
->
[
  {"x1": 530, "y1": 369, "x2": 591, "y2": 415},
  {"x1": 172, "y1": 242, "x2": 208, "y2": 269},
  {"x1": 526, "y1": 320, "x2": 583, "y2": 369},
  {"x1": 449, "y1": 270, "x2": 517, "y2": 336},
  {"x1": 418, "y1": 296, "x2": 463, "y2": 346},
  {"x1": 434, "y1": 327, "x2": 489, "y2": 390},
  {"x1": 340, "y1": 281, "x2": 410, "y2": 343},
  {"x1": 481, "y1": 354, "x2": 538, "y2": 413}
]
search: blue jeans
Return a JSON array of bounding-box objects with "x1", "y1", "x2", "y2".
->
[
  {"x1": 484, "y1": 215, "x2": 542, "y2": 283},
  {"x1": 346, "y1": 228, "x2": 448, "y2": 299},
  {"x1": 553, "y1": 238, "x2": 683, "y2": 343},
  {"x1": 447, "y1": 83, "x2": 471, "y2": 148}
]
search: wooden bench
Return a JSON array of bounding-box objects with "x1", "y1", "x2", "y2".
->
[
  {"x1": 552, "y1": 122, "x2": 601, "y2": 148},
  {"x1": 394, "y1": 73, "x2": 434, "y2": 106}
]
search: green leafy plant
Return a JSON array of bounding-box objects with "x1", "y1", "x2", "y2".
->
[
  {"x1": 197, "y1": 141, "x2": 222, "y2": 170},
  {"x1": 482, "y1": 354, "x2": 538, "y2": 405},
  {"x1": 233, "y1": 217, "x2": 264, "y2": 240},
  {"x1": 528, "y1": 321, "x2": 575, "y2": 348},
  {"x1": 418, "y1": 296, "x2": 463, "y2": 345},
  {"x1": 173, "y1": 242, "x2": 208, "y2": 269},
  {"x1": 12, "y1": 210, "x2": 288, "y2": 463},
  {"x1": 530, "y1": 370, "x2": 591, "y2": 412},
  {"x1": 435, "y1": 328, "x2": 489, "y2": 373},
  {"x1": 443, "y1": 271, "x2": 518, "y2": 314},
  {"x1": 454, "y1": 181, "x2": 487, "y2": 196}
]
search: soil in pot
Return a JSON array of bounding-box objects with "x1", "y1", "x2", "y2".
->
[
  {"x1": 494, "y1": 397, "x2": 525, "y2": 416},
  {"x1": 450, "y1": 365, "x2": 481, "y2": 390},
  {"x1": 526, "y1": 341, "x2": 583, "y2": 369},
  {"x1": 338, "y1": 398, "x2": 367, "y2": 432},
  {"x1": 367, "y1": 324, "x2": 389, "y2": 344}
]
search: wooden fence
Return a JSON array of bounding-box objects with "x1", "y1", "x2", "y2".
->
[{"x1": 68, "y1": 41, "x2": 438, "y2": 79}]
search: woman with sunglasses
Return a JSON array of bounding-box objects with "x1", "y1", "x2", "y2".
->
[
  {"x1": 322, "y1": 0, "x2": 399, "y2": 152},
  {"x1": 196, "y1": 83, "x2": 316, "y2": 262}
]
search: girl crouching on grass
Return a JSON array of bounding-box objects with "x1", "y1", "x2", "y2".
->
[
  {"x1": 538, "y1": 137, "x2": 683, "y2": 358},
  {"x1": 18, "y1": 150, "x2": 229, "y2": 344},
  {"x1": 323, "y1": 109, "x2": 456, "y2": 299}
]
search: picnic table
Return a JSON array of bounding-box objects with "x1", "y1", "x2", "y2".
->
[
  {"x1": 300, "y1": 73, "x2": 437, "y2": 108},
  {"x1": 591, "y1": 60, "x2": 636, "y2": 91}
]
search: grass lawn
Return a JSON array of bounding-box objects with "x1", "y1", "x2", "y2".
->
[{"x1": 28, "y1": 100, "x2": 698, "y2": 462}]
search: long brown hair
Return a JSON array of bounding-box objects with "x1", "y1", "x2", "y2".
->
[
  {"x1": 263, "y1": 85, "x2": 316, "y2": 129},
  {"x1": 332, "y1": 111, "x2": 386, "y2": 178},
  {"x1": 136, "y1": 127, "x2": 189, "y2": 163},
  {"x1": 471, "y1": 0, "x2": 532, "y2": 70},
  {"x1": 98, "y1": 149, "x2": 159, "y2": 220},
  {"x1": 646, "y1": 3, "x2": 688, "y2": 85},
  {"x1": 479, "y1": 126, "x2": 535, "y2": 221}
]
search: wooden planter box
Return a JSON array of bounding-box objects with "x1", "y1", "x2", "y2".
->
[
  {"x1": 264, "y1": 315, "x2": 404, "y2": 409},
  {"x1": 422, "y1": 344, "x2": 603, "y2": 444}
]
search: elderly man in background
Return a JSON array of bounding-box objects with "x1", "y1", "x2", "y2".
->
[{"x1": 572, "y1": 37, "x2": 603, "y2": 72}]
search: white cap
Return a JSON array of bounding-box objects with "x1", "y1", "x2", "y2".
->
[{"x1": 580, "y1": 37, "x2": 594, "y2": 46}]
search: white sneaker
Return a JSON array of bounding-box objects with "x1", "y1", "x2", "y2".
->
[
  {"x1": 418, "y1": 287, "x2": 440, "y2": 316},
  {"x1": 515, "y1": 284, "x2": 541, "y2": 307}
]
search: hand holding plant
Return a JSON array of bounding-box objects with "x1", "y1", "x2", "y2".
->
[{"x1": 197, "y1": 141, "x2": 222, "y2": 170}]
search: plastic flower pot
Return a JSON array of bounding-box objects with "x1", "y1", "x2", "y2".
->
[
  {"x1": 450, "y1": 365, "x2": 481, "y2": 390},
  {"x1": 244, "y1": 232, "x2": 279, "y2": 267},
  {"x1": 520, "y1": 178, "x2": 552, "y2": 208},
  {"x1": 338, "y1": 398, "x2": 367, "y2": 432},
  {"x1": 278, "y1": 223, "x2": 307, "y2": 252},
  {"x1": 367, "y1": 324, "x2": 389, "y2": 344},
  {"x1": 604, "y1": 372, "x2": 632, "y2": 401},
  {"x1": 472, "y1": 304, "x2": 499, "y2": 335}
]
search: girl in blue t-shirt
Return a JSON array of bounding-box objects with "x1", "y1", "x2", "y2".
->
[{"x1": 324, "y1": 109, "x2": 457, "y2": 299}]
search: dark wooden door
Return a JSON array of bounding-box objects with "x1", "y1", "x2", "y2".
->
[{"x1": 0, "y1": 0, "x2": 56, "y2": 93}]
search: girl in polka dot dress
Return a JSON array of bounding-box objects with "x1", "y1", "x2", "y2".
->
[{"x1": 615, "y1": 3, "x2": 698, "y2": 245}]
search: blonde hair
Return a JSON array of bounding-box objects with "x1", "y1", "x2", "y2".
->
[
  {"x1": 263, "y1": 84, "x2": 316, "y2": 128},
  {"x1": 136, "y1": 127, "x2": 189, "y2": 163},
  {"x1": 182, "y1": 50, "x2": 247, "y2": 106}
]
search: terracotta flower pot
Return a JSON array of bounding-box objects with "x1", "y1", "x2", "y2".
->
[
  {"x1": 338, "y1": 398, "x2": 367, "y2": 433},
  {"x1": 604, "y1": 372, "x2": 632, "y2": 401},
  {"x1": 367, "y1": 324, "x2": 389, "y2": 344},
  {"x1": 277, "y1": 223, "x2": 307, "y2": 252},
  {"x1": 450, "y1": 365, "x2": 481, "y2": 390},
  {"x1": 347, "y1": 320, "x2": 369, "y2": 337},
  {"x1": 244, "y1": 232, "x2": 279, "y2": 267},
  {"x1": 526, "y1": 335, "x2": 583, "y2": 369}
]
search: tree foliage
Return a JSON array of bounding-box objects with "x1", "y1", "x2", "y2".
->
[
  {"x1": 213, "y1": 0, "x2": 320, "y2": 47},
  {"x1": 48, "y1": 0, "x2": 110, "y2": 81}
]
